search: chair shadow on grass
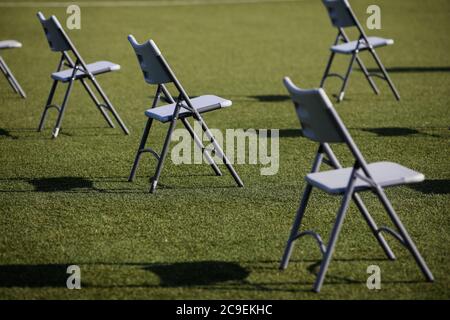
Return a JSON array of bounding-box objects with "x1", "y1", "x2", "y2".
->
[
  {"x1": 27, "y1": 176, "x2": 146, "y2": 194},
  {"x1": 0, "y1": 261, "x2": 250, "y2": 289},
  {"x1": 0, "y1": 127, "x2": 52, "y2": 141},
  {"x1": 0, "y1": 128, "x2": 18, "y2": 139},
  {"x1": 0, "y1": 259, "x2": 424, "y2": 292},
  {"x1": 250, "y1": 95, "x2": 290, "y2": 102},
  {"x1": 0, "y1": 264, "x2": 69, "y2": 287},
  {"x1": 361, "y1": 127, "x2": 419, "y2": 137},
  {"x1": 0, "y1": 176, "x2": 114, "y2": 194},
  {"x1": 358, "y1": 127, "x2": 443, "y2": 138},
  {"x1": 144, "y1": 261, "x2": 250, "y2": 287},
  {"x1": 0, "y1": 175, "x2": 238, "y2": 194},
  {"x1": 28, "y1": 177, "x2": 95, "y2": 192},
  {"x1": 0, "y1": 127, "x2": 121, "y2": 140},
  {"x1": 365, "y1": 66, "x2": 450, "y2": 73},
  {"x1": 278, "y1": 129, "x2": 303, "y2": 138},
  {"x1": 0, "y1": 260, "x2": 339, "y2": 291},
  {"x1": 131, "y1": 259, "x2": 427, "y2": 291},
  {"x1": 250, "y1": 128, "x2": 303, "y2": 138},
  {"x1": 408, "y1": 179, "x2": 450, "y2": 195}
]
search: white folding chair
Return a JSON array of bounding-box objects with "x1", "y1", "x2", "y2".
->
[
  {"x1": 320, "y1": 0, "x2": 400, "y2": 102},
  {"x1": 36, "y1": 12, "x2": 129, "y2": 138},
  {"x1": 127, "y1": 35, "x2": 244, "y2": 193},
  {"x1": 280, "y1": 77, "x2": 433, "y2": 292},
  {"x1": 0, "y1": 40, "x2": 26, "y2": 98}
]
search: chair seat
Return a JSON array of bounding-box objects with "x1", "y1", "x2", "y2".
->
[
  {"x1": 0, "y1": 40, "x2": 22, "y2": 49},
  {"x1": 51, "y1": 61, "x2": 120, "y2": 82},
  {"x1": 145, "y1": 95, "x2": 232, "y2": 123},
  {"x1": 331, "y1": 36, "x2": 394, "y2": 54},
  {"x1": 306, "y1": 161, "x2": 424, "y2": 194}
]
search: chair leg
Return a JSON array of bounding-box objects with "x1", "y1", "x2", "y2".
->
[
  {"x1": 352, "y1": 193, "x2": 396, "y2": 260},
  {"x1": 369, "y1": 49, "x2": 400, "y2": 100},
  {"x1": 0, "y1": 57, "x2": 18, "y2": 93},
  {"x1": 52, "y1": 79, "x2": 74, "y2": 139},
  {"x1": 280, "y1": 184, "x2": 313, "y2": 270},
  {"x1": 90, "y1": 77, "x2": 130, "y2": 135},
  {"x1": 320, "y1": 52, "x2": 336, "y2": 88},
  {"x1": 197, "y1": 117, "x2": 244, "y2": 187},
  {"x1": 355, "y1": 56, "x2": 379, "y2": 95},
  {"x1": 38, "y1": 80, "x2": 59, "y2": 132},
  {"x1": 337, "y1": 52, "x2": 357, "y2": 102},
  {"x1": 128, "y1": 118, "x2": 153, "y2": 182},
  {"x1": 80, "y1": 78, "x2": 115, "y2": 128},
  {"x1": 321, "y1": 143, "x2": 394, "y2": 260},
  {"x1": 149, "y1": 117, "x2": 178, "y2": 193},
  {"x1": 374, "y1": 186, "x2": 434, "y2": 282},
  {"x1": 0, "y1": 56, "x2": 26, "y2": 98},
  {"x1": 181, "y1": 118, "x2": 222, "y2": 176},
  {"x1": 313, "y1": 177, "x2": 356, "y2": 293}
]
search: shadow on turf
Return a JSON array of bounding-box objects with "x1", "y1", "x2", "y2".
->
[
  {"x1": 97, "y1": 258, "x2": 432, "y2": 291},
  {"x1": 365, "y1": 66, "x2": 450, "y2": 73},
  {"x1": 0, "y1": 176, "x2": 105, "y2": 194},
  {"x1": 250, "y1": 128, "x2": 303, "y2": 138},
  {"x1": 29, "y1": 177, "x2": 95, "y2": 192},
  {"x1": 4, "y1": 175, "x2": 449, "y2": 195},
  {"x1": 278, "y1": 129, "x2": 303, "y2": 137},
  {"x1": 250, "y1": 94, "x2": 290, "y2": 102},
  {"x1": 253, "y1": 126, "x2": 442, "y2": 138},
  {"x1": 361, "y1": 127, "x2": 420, "y2": 136},
  {"x1": 0, "y1": 259, "x2": 424, "y2": 291},
  {"x1": 0, "y1": 128, "x2": 18, "y2": 139},
  {"x1": 0, "y1": 261, "x2": 250, "y2": 288},
  {"x1": 358, "y1": 127, "x2": 442, "y2": 138},
  {"x1": 408, "y1": 179, "x2": 450, "y2": 195},
  {"x1": 0, "y1": 176, "x2": 237, "y2": 194},
  {"x1": 0, "y1": 127, "x2": 121, "y2": 140},
  {"x1": 0, "y1": 264, "x2": 69, "y2": 287},
  {"x1": 144, "y1": 261, "x2": 250, "y2": 287}
]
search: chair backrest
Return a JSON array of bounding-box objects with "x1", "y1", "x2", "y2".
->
[
  {"x1": 284, "y1": 77, "x2": 371, "y2": 173},
  {"x1": 128, "y1": 35, "x2": 173, "y2": 85},
  {"x1": 283, "y1": 77, "x2": 346, "y2": 144},
  {"x1": 37, "y1": 12, "x2": 71, "y2": 52},
  {"x1": 322, "y1": 0, "x2": 357, "y2": 28}
]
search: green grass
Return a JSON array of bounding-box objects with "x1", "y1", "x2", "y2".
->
[{"x1": 0, "y1": 0, "x2": 449, "y2": 299}]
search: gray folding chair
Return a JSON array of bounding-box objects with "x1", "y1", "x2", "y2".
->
[
  {"x1": 127, "y1": 35, "x2": 244, "y2": 193},
  {"x1": 0, "y1": 40, "x2": 26, "y2": 98},
  {"x1": 280, "y1": 77, "x2": 433, "y2": 292},
  {"x1": 36, "y1": 12, "x2": 129, "y2": 138},
  {"x1": 320, "y1": 0, "x2": 400, "y2": 102}
]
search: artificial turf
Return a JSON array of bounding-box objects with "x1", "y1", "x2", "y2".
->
[{"x1": 0, "y1": 0, "x2": 449, "y2": 299}]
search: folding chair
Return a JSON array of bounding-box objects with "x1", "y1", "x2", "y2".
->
[
  {"x1": 0, "y1": 40, "x2": 26, "y2": 98},
  {"x1": 127, "y1": 35, "x2": 244, "y2": 193},
  {"x1": 320, "y1": 0, "x2": 400, "y2": 102},
  {"x1": 280, "y1": 77, "x2": 433, "y2": 292},
  {"x1": 36, "y1": 12, "x2": 129, "y2": 138}
]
